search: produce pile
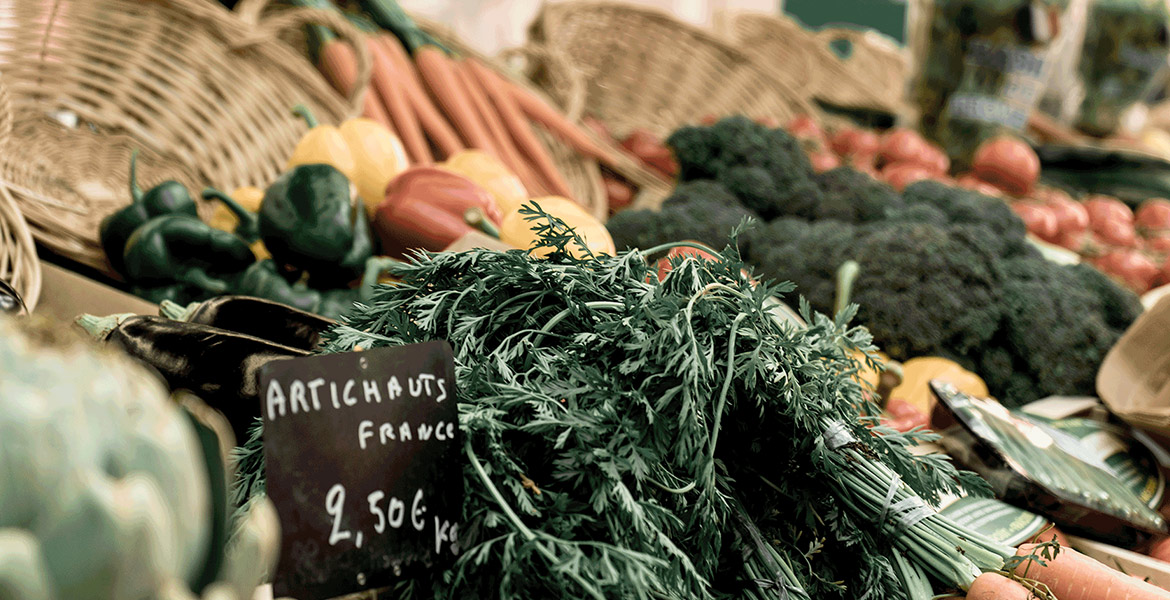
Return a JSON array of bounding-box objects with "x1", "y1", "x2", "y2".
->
[
  {"x1": 100, "y1": 105, "x2": 614, "y2": 318},
  {"x1": 790, "y1": 116, "x2": 1170, "y2": 296},
  {"x1": 233, "y1": 205, "x2": 1052, "y2": 600},
  {"x1": 607, "y1": 116, "x2": 1143, "y2": 406},
  {"x1": 304, "y1": 0, "x2": 619, "y2": 201}
]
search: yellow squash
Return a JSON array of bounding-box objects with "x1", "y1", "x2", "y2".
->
[
  {"x1": 286, "y1": 105, "x2": 408, "y2": 216},
  {"x1": 206, "y1": 186, "x2": 269, "y2": 260},
  {"x1": 890, "y1": 357, "x2": 988, "y2": 415},
  {"x1": 441, "y1": 150, "x2": 528, "y2": 214},
  {"x1": 499, "y1": 196, "x2": 615, "y2": 258}
]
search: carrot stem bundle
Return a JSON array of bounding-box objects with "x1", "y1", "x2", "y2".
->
[
  {"x1": 378, "y1": 35, "x2": 463, "y2": 158},
  {"x1": 466, "y1": 58, "x2": 573, "y2": 198},
  {"x1": 367, "y1": 38, "x2": 431, "y2": 164}
]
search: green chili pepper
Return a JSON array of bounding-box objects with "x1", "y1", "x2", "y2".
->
[
  {"x1": 123, "y1": 215, "x2": 254, "y2": 294},
  {"x1": 202, "y1": 187, "x2": 261, "y2": 243},
  {"x1": 258, "y1": 164, "x2": 373, "y2": 285},
  {"x1": 99, "y1": 151, "x2": 199, "y2": 275},
  {"x1": 232, "y1": 260, "x2": 323, "y2": 314}
]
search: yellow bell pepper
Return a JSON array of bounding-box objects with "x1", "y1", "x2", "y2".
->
[
  {"x1": 499, "y1": 197, "x2": 615, "y2": 259},
  {"x1": 206, "y1": 186, "x2": 270, "y2": 261},
  {"x1": 890, "y1": 357, "x2": 988, "y2": 416},
  {"x1": 286, "y1": 105, "x2": 408, "y2": 217},
  {"x1": 440, "y1": 150, "x2": 528, "y2": 214}
]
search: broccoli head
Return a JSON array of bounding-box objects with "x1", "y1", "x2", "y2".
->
[
  {"x1": 901, "y1": 181, "x2": 1029, "y2": 257},
  {"x1": 605, "y1": 181, "x2": 756, "y2": 252},
  {"x1": 751, "y1": 219, "x2": 857, "y2": 310},
  {"x1": 666, "y1": 116, "x2": 822, "y2": 220},
  {"x1": 845, "y1": 223, "x2": 1004, "y2": 360},
  {"x1": 814, "y1": 167, "x2": 903, "y2": 223},
  {"x1": 1067, "y1": 263, "x2": 1143, "y2": 331},
  {"x1": 985, "y1": 256, "x2": 1126, "y2": 406},
  {"x1": 881, "y1": 204, "x2": 949, "y2": 227}
]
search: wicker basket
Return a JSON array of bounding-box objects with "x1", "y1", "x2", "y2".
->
[
  {"x1": 728, "y1": 13, "x2": 911, "y2": 119},
  {"x1": 0, "y1": 0, "x2": 370, "y2": 274},
  {"x1": 0, "y1": 70, "x2": 40, "y2": 311},
  {"x1": 526, "y1": 1, "x2": 819, "y2": 143}
]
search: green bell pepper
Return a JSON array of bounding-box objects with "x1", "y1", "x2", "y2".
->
[
  {"x1": 99, "y1": 151, "x2": 199, "y2": 275},
  {"x1": 258, "y1": 164, "x2": 373, "y2": 286},
  {"x1": 123, "y1": 216, "x2": 255, "y2": 295}
]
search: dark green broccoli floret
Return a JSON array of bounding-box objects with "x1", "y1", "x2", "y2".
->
[
  {"x1": 846, "y1": 223, "x2": 1004, "y2": 360},
  {"x1": 902, "y1": 181, "x2": 1028, "y2": 251},
  {"x1": 986, "y1": 256, "x2": 1126, "y2": 406},
  {"x1": 666, "y1": 116, "x2": 822, "y2": 221},
  {"x1": 814, "y1": 167, "x2": 903, "y2": 223},
  {"x1": 606, "y1": 181, "x2": 756, "y2": 252},
  {"x1": 881, "y1": 204, "x2": 948, "y2": 227},
  {"x1": 751, "y1": 219, "x2": 856, "y2": 308},
  {"x1": 1068, "y1": 263, "x2": 1143, "y2": 331}
]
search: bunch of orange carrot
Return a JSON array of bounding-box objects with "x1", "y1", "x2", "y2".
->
[{"x1": 307, "y1": 3, "x2": 614, "y2": 201}]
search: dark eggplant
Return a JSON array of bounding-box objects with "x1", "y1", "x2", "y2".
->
[
  {"x1": 76, "y1": 313, "x2": 307, "y2": 442},
  {"x1": 160, "y1": 295, "x2": 335, "y2": 351}
]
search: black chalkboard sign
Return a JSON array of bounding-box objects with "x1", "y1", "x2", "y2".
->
[{"x1": 260, "y1": 342, "x2": 462, "y2": 599}]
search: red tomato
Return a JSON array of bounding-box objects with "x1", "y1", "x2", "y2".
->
[
  {"x1": 1137, "y1": 198, "x2": 1170, "y2": 233},
  {"x1": 1161, "y1": 254, "x2": 1170, "y2": 286},
  {"x1": 971, "y1": 136, "x2": 1041, "y2": 197},
  {"x1": 1040, "y1": 189, "x2": 1090, "y2": 235},
  {"x1": 881, "y1": 163, "x2": 935, "y2": 191},
  {"x1": 878, "y1": 128, "x2": 933, "y2": 166},
  {"x1": 622, "y1": 129, "x2": 678, "y2": 178},
  {"x1": 1146, "y1": 233, "x2": 1170, "y2": 253},
  {"x1": 1148, "y1": 537, "x2": 1170, "y2": 564},
  {"x1": 809, "y1": 151, "x2": 842, "y2": 173},
  {"x1": 921, "y1": 145, "x2": 951, "y2": 176},
  {"x1": 604, "y1": 176, "x2": 634, "y2": 213},
  {"x1": 1094, "y1": 217, "x2": 1139, "y2": 248},
  {"x1": 1012, "y1": 201, "x2": 1060, "y2": 242},
  {"x1": 830, "y1": 127, "x2": 881, "y2": 159},
  {"x1": 656, "y1": 245, "x2": 720, "y2": 281},
  {"x1": 1084, "y1": 195, "x2": 1134, "y2": 227},
  {"x1": 786, "y1": 115, "x2": 825, "y2": 143},
  {"x1": 1098, "y1": 249, "x2": 1159, "y2": 292},
  {"x1": 883, "y1": 399, "x2": 929, "y2": 432},
  {"x1": 955, "y1": 173, "x2": 1006, "y2": 197}
]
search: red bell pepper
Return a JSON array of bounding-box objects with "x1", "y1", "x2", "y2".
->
[{"x1": 373, "y1": 166, "x2": 501, "y2": 257}]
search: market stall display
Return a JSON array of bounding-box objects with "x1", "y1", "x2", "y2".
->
[
  {"x1": 9, "y1": 0, "x2": 1170, "y2": 598},
  {"x1": 606, "y1": 116, "x2": 1142, "y2": 407}
]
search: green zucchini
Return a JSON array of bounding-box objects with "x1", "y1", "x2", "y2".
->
[{"x1": 1037, "y1": 143, "x2": 1170, "y2": 206}]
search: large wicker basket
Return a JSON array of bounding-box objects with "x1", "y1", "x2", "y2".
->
[
  {"x1": 728, "y1": 13, "x2": 912, "y2": 119},
  {"x1": 525, "y1": 1, "x2": 819, "y2": 143},
  {"x1": 0, "y1": 0, "x2": 370, "y2": 274},
  {"x1": 0, "y1": 70, "x2": 40, "y2": 311}
]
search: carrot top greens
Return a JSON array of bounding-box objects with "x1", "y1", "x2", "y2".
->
[{"x1": 234, "y1": 204, "x2": 1002, "y2": 599}]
